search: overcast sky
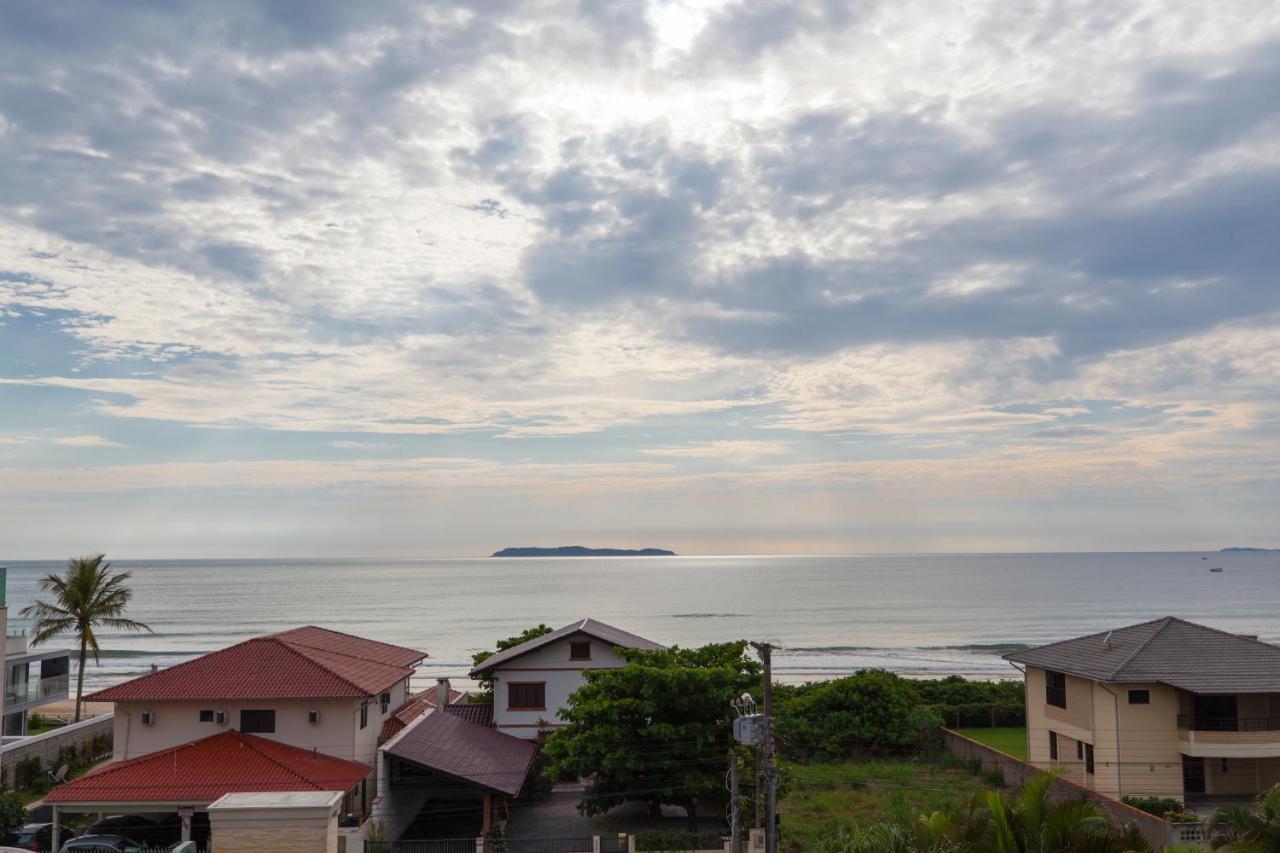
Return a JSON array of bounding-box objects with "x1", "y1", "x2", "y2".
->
[{"x1": 1, "y1": 1, "x2": 1277, "y2": 557}]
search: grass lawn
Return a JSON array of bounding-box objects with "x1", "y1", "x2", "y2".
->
[
  {"x1": 780, "y1": 759, "x2": 990, "y2": 852},
  {"x1": 954, "y1": 727, "x2": 1027, "y2": 759}
]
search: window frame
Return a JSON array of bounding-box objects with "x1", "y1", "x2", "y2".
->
[
  {"x1": 507, "y1": 681, "x2": 547, "y2": 711},
  {"x1": 1045, "y1": 670, "x2": 1068, "y2": 709},
  {"x1": 239, "y1": 709, "x2": 276, "y2": 734},
  {"x1": 569, "y1": 641, "x2": 592, "y2": 661},
  {"x1": 198, "y1": 709, "x2": 214, "y2": 723},
  {"x1": 380, "y1": 691, "x2": 391, "y2": 714},
  {"x1": 1128, "y1": 689, "x2": 1150, "y2": 705},
  {"x1": 1084, "y1": 743, "x2": 1095, "y2": 775},
  {"x1": 359, "y1": 702, "x2": 369, "y2": 729},
  {"x1": 1048, "y1": 731, "x2": 1058, "y2": 761}
]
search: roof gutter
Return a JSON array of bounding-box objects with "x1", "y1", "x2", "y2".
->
[{"x1": 1006, "y1": 661, "x2": 1029, "y2": 760}]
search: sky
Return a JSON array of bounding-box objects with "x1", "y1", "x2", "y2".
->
[{"x1": 1, "y1": 1, "x2": 1278, "y2": 558}]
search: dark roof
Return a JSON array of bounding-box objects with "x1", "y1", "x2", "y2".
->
[
  {"x1": 469, "y1": 618, "x2": 662, "y2": 676},
  {"x1": 1006, "y1": 617, "x2": 1280, "y2": 693},
  {"x1": 45, "y1": 731, "x2": 370, "y2": 804},
  {"x1": 444, "y1": 703, "x2": 494, "y2": 726},
  {"x1": 90, "y1": 626, "x2": 426, "y2": 702},
  {"x1": 380, "y1": 688, "x2": 466, "y2": 740},
  {"x1": 386, "y1": 710, "x2": 535, "y2": 797}
]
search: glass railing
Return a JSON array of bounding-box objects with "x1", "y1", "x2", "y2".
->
[
  {"x1": 0, "y1": 566, "x2": 6, "y2": 607},
  {"x1": 4, "y1": 673, "x2": 70, "y2": 706}
]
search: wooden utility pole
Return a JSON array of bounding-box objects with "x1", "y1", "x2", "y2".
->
[{"x1": 751, "y1": 641, "x2": 777, "y2": 853}]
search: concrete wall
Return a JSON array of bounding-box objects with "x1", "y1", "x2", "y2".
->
[
  {"x1": 491, "y1": 635, "x2": 627, "y2": 739},
  {"x1": 209, "y1": 793, "x2": 341, "y2": 853},
  {"x1": 0, "y1": 713, "x2": 113, "y2": 788},
  {"x1": 112, "y1": 676, "x2": 411, "y2": 765},
  {"x1": 942, "y1": 728, "x2": 1171, "y2": 850}
]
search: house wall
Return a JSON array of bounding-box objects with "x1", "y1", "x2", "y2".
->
[
  {"x1": 491, "y1": 634, "x2": 628, "y2": 739},
  {"x1": 1025, "y1": 667, "x2": 1183, "y2": 800},
  {"x1": 112, "y1": 676, "x2": 411, "y2": 766}
]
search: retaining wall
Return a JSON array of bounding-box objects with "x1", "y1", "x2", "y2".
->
[
  {"x1": 941, "y1": 728, "x2": 1171, "y2": 849},
  {"x1": 0, "y1": 713, "x2": 114, "y2": 788}
]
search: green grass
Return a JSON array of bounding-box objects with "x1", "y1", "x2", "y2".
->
[
  {"x1": 954, "y1": 727, "x2": 1027, "y2": 759},
  {"x1": 780, "y1": 759, "x2": 990, "y2": 852}
]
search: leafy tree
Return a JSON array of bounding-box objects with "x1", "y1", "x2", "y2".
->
[
  {"x1": 470, "y1": 624, "x2": 554, "y2": 699},
  {"x1": 777, "y1": 670, "x2": 943, "y2": 761},
  {"x1": 0, "y1": 792, "x2": 27, "y2": 836},
  {"x1": 20, "y1": 554, "x2": 152, "y2": 721},
  {"x1": 1208, "y1": 783, "x2": 1280, "y2": 850},
  {"x1": 542, "y1": 641, "x2": 761, "y2": 828}
]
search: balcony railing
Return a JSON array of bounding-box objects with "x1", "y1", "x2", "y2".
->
[
  {"x1": 4, "y1": 673, "x2": 70, "y2": 707},
  {"x1": 1178, "y1": 714, "x2": 1280, "y2": 732}
]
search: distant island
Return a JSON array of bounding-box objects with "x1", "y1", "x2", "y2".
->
[
  {"x1": 1220, "y1": 547, "x2": 1278, "y2": 553},
  {"x1": 491, "y1": 546, "x2": 677, "y2": 558}
]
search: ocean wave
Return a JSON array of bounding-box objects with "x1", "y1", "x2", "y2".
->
[
  {"x1": 671, "y1": 613, "x2": 749, "y2": 619},
  {"x1": 783, "y1": 642, "x2": 1029, "y2": 656}
]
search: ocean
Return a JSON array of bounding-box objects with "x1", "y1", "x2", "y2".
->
[{"x1": 3, "y1": 551, "x2": 1276, "y2": 694}]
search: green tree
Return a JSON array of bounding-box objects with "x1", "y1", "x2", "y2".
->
[
  {"x1": 0, "y1": 791, "x2": 27, "y2": 837},
  {"x1": 542, "y1": 641, "x2": 761, "y2": 829},
  {"x1": 20, "y1": 554, "x2": 152, "y2": 721},
  {"x1": 470, "y1": 624, "x2": 555, "y2": 700},
  {"x1": 777, "y1": 670, "x2": 943, "y2": 761},
  {"x1": 1208, "y1": 784, "x2": 1280, "y2": 850}
]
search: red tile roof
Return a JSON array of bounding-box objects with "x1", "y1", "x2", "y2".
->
[
  {"x1": 379, "y1": 688, "x2": 465, "y2": 741},
  {"x1": 45, "y1": 731, "x2": 370, "y2": 805},
  {"x1": 88, "y1": 626, "x2": 426, "y2": 702},
  {"x1": 386, "y1": 711, "x2": 535, "y2": 797}
]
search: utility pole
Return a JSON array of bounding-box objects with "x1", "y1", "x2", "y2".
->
[
  {"x1": 751, "y1": 642, "x2": 777, "y2": 853},
  {"x1": 729, "y1": 752, "x2": 741, "y2": 853}
]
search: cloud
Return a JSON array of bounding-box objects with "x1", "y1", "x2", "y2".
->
[
  {"x1": 52, "y1": 435, "x2": 126, "y2": 448},
  {"x1": 641, "y1": 440, "x2": 790, "y2": 458}
]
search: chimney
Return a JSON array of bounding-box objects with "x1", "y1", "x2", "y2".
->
[{"x1": 436, "y1": 677, "x2": 451, "y2": 709}]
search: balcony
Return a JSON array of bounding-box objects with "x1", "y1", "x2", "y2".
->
[
  {"x1": 4, "y1": 673, "x2": 70, "y2": 710},
  {"x1": 1178, "y1": 714, "x2": 1280, "y2": 757}
]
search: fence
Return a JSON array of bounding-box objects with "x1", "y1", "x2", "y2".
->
[
  {"x1": 368, "y1": 837, "x2": 732, "y2": 853},
  {"x1": 941, "y1": 728, "x2": 1174, "y2": 849},
  {"x1": 0, "y1": 712, "x2": 114, "y2": 788}
]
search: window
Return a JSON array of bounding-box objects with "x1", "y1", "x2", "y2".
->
[
  {"x1": 1084, "y1": 743, "x2": 1095, "y2": 775},
  {"x1": 240, "y1": 710, "x2": 276, "y2": 733},
  {"x1": 1048, "y1": 731, "x2": 1058, "y2": 760},
  {"x1": 1045, "y1": 670, "x2": 1067, "y2": 708},
  {"x1": 508, "y1": 682, "x2": 546, "y2": 710},
  {"x1": 570, "y1": 641, "x2": 592, "y2": 661},
  {"x1": 1076, "y1": 740, "x2": 1083, "y2": 760},
  {"x1": 380, "y1": 691, "x2": 391, "y2": 714},
  {"x1": 1128, "y1": 689, "x2": 1150, "y2": 705},
  {"x1": 199, "y1": 709, "x2": 214, "y2": 723},
  {"x1": 360, "y1": 703, "x2": 369, "y2": 729},
  {"x1": 1221, "y1": 758, "x2": 1230, "y2": 774}
]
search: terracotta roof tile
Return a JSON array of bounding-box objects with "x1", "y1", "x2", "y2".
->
[
  {"x1": 45, "y1": 731, "x2": 370, "y2": 804},
  {"x1": 88, "y1": 627, "x2": 426, "y2": 702}
]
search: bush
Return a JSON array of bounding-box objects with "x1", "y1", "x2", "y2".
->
[
  {"x1": 777, "y1": 670, "x2": 943, "y2": 761},
  {"x1": 0, "y1": 791, "x2": 27, "y2": 835},
  {"x1": 1123, "y1": 796, "x2": 1185, "y2": 818},
  {"x1": 14, "y1": 757, "x2": 43, "y2": 791}
]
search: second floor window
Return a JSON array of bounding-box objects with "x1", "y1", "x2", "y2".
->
[
  {"x1": 1045, "y1": 670, "x2": 1067, "y2": 708},
  {"x1": 360, "y1": 703, "x2": 369, "y2": 729},
  {"x1": 1128, "y1": 689, "x2": 1150, "y2": 705},
  {"x1": 1084, "y1": 743, "x2": 1095, "y2": 775},
  {"x1": 380, "y1": 692, "x2": 391, "y2": 714},
  {"x1": 240, "y1": 709, "x2": 276, "y2": 733},
  {"x1": 508, "y1": 682, "x2": 546, "y2": 710},
  {"x1": 1048, "y1": 731, "x2": 1058, "y2": 760},
  {"x1": 199, "y1": 709, "x2": 214, "y2": 722},
  {"x1": 570, "y1": 641, "x2": 591, "y2": 660}
]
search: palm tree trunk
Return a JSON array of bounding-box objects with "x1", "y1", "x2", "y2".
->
[{"x1": 74, "y1": 636, "x2": 87, "y2": 723}]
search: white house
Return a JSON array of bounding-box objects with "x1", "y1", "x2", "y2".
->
[{"x1": 468, "y1": 618, "x2": 662, "y2": 739}]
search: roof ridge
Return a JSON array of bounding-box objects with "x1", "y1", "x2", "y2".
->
[
  {"x1": 282, "y1": 637, "x2": 415, "y2": 671},
  {"x1": 87, "y1": 636, "x2": 271, "y2": 700},
  {"x1": 1163, "y1": 615, "x2": 1280, "y2": 649},
  {"x1": 1004, "y1": 617, "x2": 1171, "y2": 667},
  {"x1": 268, "y1": 637, "x2": 375, "y2": 698},
  {"x1": 274, "y1": 625, "x2": 427, "y2": 659},
  {"x1": 233, "y1": 731, "x2": 320, "y2": 789},
  {"x1": 1109, "y1": 616, "x2": 1174, "y2": 678}
]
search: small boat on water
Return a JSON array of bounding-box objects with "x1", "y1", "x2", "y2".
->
[
  {"x1": 1210, "y1": 567, "x2": 1224, "y2": 573},
  {"x1": 1201, "y1": 556, "x2": 1208, "y2": 560}
]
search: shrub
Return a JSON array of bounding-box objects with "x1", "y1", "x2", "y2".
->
[
  {"x1": 777, "y1": 670, "x2": 943, "y2": 761},
  {"x1": 1123, "y1": 796, "x2": 1185, "y2": 818},
  {"x1": 14, "y1": 757, "x2": 43, "y2": 792},
  {"x1": 0, "y1": 792, "x2": 27, "y2": 835}
]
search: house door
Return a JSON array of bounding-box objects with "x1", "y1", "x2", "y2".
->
[
  {"x1": 1183, "y1": 756, "x2": 1206, "y2": 795},
  {"x1": 1194, "y1": 694, "x2": 1238, "y2": 731}
]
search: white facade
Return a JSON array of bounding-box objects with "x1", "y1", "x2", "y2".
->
[
  {"x1": 489, "y1": 634, "x2": 627, "y2": 739},
  {"x1": 110, "y1": 676, "x2": 412, "y2": 765}
]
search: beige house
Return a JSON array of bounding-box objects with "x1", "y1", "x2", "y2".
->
[{"x1": 1007, "y1": 617, "x2": 1280, "y2": 803}]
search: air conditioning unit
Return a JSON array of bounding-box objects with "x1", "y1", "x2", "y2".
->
[
  {"x1": 214, "y1": 710, "x2": 227, "y2": 726},
  {"x1": 141, "y1": 711, "x2": 155, "y2": 726},
  {"x1": 308, "y1": 709, "x2": 321, "y2": 725}
]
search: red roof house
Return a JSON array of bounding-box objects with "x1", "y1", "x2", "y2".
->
[
  {"x1": 88, "y1": 626, "x2": 426, "y2": 702},
  {"x1": 45, "y1": 730, "x2": 371, "y2": 806}
]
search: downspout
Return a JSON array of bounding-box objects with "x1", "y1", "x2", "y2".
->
[
  {"x1": 1007, "y1": 662, "x2": 1028, "y2": 761},
  {"x1": 1097, "y1": 683, "x2": 1122, "y2": 797},
  {"x1": 119, "y1": 707, "x2": 133, "y2": 760}
]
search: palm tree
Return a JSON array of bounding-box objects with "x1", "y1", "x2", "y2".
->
[
  {"x1": 20, "y1": 555, "x2": 152, "y2": 722},
  {"x1": 1208, "y1": 784, "x2": 1280, "y2": 851}
]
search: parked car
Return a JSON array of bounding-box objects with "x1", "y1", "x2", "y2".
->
[
  {"x1": 6, "y1": 822, "x2": 76, "y2": 851},
  {"x1": 58, "y1": 834, "x2": 145, "y2": 852}
]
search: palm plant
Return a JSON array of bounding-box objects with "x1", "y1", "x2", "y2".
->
[
  {"x1": 20, "y1": 554, "x2": 151, "y2": 721},
  {"x1": 1208, "y1": 784, "x2": 1280, "y2": 851}
]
